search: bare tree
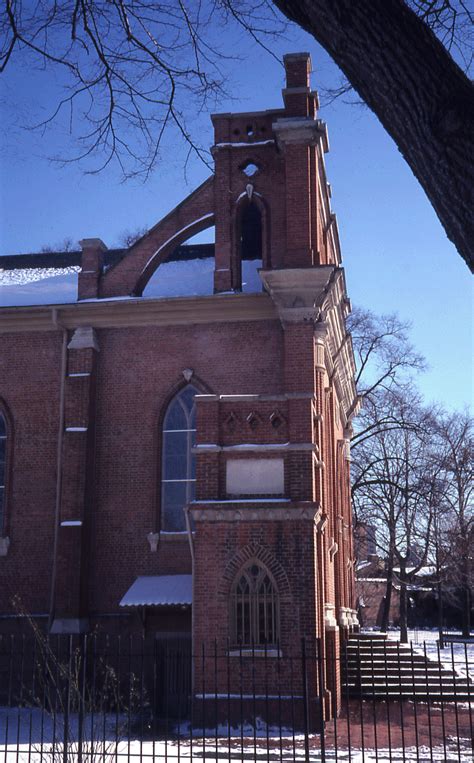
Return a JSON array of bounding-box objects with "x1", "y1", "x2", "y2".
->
[
  {"x1": 40, "y1": 237, "x2": 78, "y2": 253},
  {"x1": 352, "y1": 388, "x2": 437, "y2": 640},
  {"x1": 0, "y1": 1, "x2": 284, "y2": 176},
  {"x1": 348, "y1": 308, "x2": 435, "y2": 637},
  {"x1": 1, "y1": 1, "x2": 473, "y2": 267},
  {"x1": 118, "y1": 227, "x2": 149, "y2": 248},
  {"x1": 348, "y1": 307, "x2": 426, "y2": 450},
  {"x1": 433, "y1": 410, "x2": 474, "y2": 636}
]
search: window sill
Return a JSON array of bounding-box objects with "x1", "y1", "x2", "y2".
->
[
  {"x1": 228, "y1": 648, "x2": 282, "y2": 658},
  {"x1": 160, "y1": 531, "x2": 191, "y2": 541}
]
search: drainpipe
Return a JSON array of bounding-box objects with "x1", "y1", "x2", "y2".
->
[
  {"x1": 185, "y1": 505, "x2": 196, "y2": 696},
  {"x1": 184, "y1": 506, "x2": 195, "y2": 565},
  {"x1": 48, "y1": 308, "x2": 68, "y2": 631}
]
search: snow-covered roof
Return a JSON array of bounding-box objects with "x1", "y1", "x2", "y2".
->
[
  {"x1": 393, "y1": 565, "x2": 437, "y2": 577},
  {"x1": 0, "y1": 257, "x2": 263, "y2": 306},
  {"x1": 356, "y1": 560, "x2": 372, "y2": 571},
  {"x1": 119, "y1": 575, "x2": 192, "y2": 608}
]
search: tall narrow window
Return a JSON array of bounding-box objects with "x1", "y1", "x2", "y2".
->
[
  {"x1": 231, "y1": 562, "x2": 279, "y2": 647},
  {"x1": 240, "y1": 202, "x2": 262, "y2": 261},
  {"x1": 0, "y1": 414, "x2": 6, "y2": 532},
  {"x1": 161, "y1": 385, "x2": 198, "y2": 531}
]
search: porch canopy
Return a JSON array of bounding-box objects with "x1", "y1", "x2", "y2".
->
[{"x1": 119, "y1": 575, "x2": 192, "y2": 608}]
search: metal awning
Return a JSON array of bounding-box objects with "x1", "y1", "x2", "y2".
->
[{"x1": 119, "y1": 575, "x2": 192, "y2": 608}]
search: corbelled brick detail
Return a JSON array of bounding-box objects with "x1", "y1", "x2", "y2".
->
[{"x1": 218, "y1": 541, "x2": 292, "y2": 597}]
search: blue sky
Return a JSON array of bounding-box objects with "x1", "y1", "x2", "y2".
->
[{"x1": 0, "y1": 20, "x2": 472, "y2": 412}]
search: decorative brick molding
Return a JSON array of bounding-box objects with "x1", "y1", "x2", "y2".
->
[
  {"x1": 259, "y1": 267, "x2": 335, "y2": 325},
  {"x1": 196, "y1": 392, "x2": 315, "y2": 403},
  {"x1": 273, "y1": 117, "x2": 329, "y2": 151},
  {"x1": 190, "y1": 503, "x2": 322, "y2": 525},
  {"x1": 218, "y1": 541, "x2": 291, "y2": 598},
  {"x1": 0, "y1": 293, "x2": 276, "y2": 334},
  {"x1": 324, "y1": 603, "x2": 338, "y2": 632},
  {"x1": 338, "y1": 606, "x2": 355, "y2": 628},
  {"x1": 193, "y1": 442, "x2": 318, "y2": 453},
  {"x1": 147, "y1": 532, "x2": 160, "y2": 552}
]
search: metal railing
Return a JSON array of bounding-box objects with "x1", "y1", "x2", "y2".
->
[{"x1": 0, "y1": 632, "x2": 472, "y2": 761}]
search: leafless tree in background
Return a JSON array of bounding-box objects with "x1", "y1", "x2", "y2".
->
[
  {"x1": 348, "y1": 307, "x2": 426, "y2": 434},
  {"x1": 350, "y1": 315, "x2": 473, "y2": 638},
  {"x1": 352, "y1": 387, "x2": 438, "y2": 641},
  {"x1": 433, "y1": 411, "x2": 474, "y2": 636}
]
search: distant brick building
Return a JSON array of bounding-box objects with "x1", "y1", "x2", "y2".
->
[{"x1": 0, "y1": 54, "x2": 358, "y2": 709}]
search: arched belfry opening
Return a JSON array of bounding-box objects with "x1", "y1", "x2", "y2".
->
[
  {"x1": 240, "y1": 202, "x2": 262, "y2": 262},
  {"x1": 232, "y1": 197, "x2": 266, "y2": 292}
]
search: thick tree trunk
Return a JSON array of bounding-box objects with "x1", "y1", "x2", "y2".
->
[
  {"x1": 461, "y1": 586, "x2": 471, "y2": 637},
  {"x1": 399, "y1": 580, "x2": 408, "y2": 643},
  {"x1": 380, "y1": 565, "x2": 394, "y2": 632},
  {"x1": 273, "y1": 0, "x2": 474, "y2": 270}
]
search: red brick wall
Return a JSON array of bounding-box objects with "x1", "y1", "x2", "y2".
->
[
  {"x1": 85, "y1": 319, "x2": 284, "y2": 615},
  {"x1": 0, "y1": 332, "x2": 62, "y2": 615},
  {"x1": 0, "y1": 318, "x2": 285, "y2": 624}
]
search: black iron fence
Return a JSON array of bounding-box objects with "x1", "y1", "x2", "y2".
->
[{"x1": 0, "y1": 632, "x2": 472, "y2": 761}]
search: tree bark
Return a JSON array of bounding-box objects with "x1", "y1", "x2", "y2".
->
[
  {"x1": 461, "y1": 560, "x2": 472, "y2": 637},
  {"x1": 399, "y1": 579, "x2": 408, "y2": 643},
  {"x1": 380, "y1": 563, "x2": 394, "y2": 632},
  {"x1": 273, "y1": 0, "x2": 474, "y2": 270}
]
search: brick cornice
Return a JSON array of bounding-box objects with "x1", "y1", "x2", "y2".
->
[{"x1": 0, "y1": 292, "x2": 277, "y2": 334}]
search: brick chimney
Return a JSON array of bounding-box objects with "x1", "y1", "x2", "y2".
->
[
  {"x1": 77, "y1": 238, "x2": 107, "y2": 300},
  {"x1": 282, "y1": 52, "x2": 317, "y2": 117}
]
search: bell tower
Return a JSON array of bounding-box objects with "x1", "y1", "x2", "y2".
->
[
  {"x1": 190, "y1": 53, "x2": 358, "y2": 721},
  {"x1": 211, "y1": 53, "x2": 337, "y2": 294}
]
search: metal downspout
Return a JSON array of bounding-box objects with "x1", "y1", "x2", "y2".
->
[{"x1": 48, "y1": 308, "x2": 67, "y2": 631}]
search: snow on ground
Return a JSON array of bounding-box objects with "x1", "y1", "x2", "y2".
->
[
  {"x1": 0, "y1": 259, "x2": 263, "y2": 306},
  {"x1": 0, "y1": 708, "x2": 471, "y2": 762},
  {"x1": 382, "y1": 628, "x2": 474, "y2": 681}
]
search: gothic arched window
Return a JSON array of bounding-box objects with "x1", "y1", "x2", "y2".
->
[
  {"x1": 161, "y1": 385, "x2": 198, "y2": 532},
  {"x1": 231, "y1": 562, "x2": 279, "y2": 647},
  {"x1": 0, "y1": 413, "x2": 7, "y2": 532}
]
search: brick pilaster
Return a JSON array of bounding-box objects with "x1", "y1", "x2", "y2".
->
[{"x1": 52, "y1": 327, "x2": 99, "y2": 631}]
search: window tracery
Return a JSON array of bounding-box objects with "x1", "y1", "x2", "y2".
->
[{"x1": 231, "y1": 562, "x2": 279, "y2": 646}]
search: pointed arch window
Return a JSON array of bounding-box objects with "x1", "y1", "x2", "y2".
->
[
  {"x1": 231, "y1": 562, "x2": 279, "y2": 646},
  {"x1": 0, "y1": 413, "x2": 7, "y2": 532},
  {"x1": 161, "y1": 385, "x2": 198, "y2": 532}
]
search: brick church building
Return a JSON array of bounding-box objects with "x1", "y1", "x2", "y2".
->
[{"x1": 0, "y1": 53, "x2": 358, "y2": 706}]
